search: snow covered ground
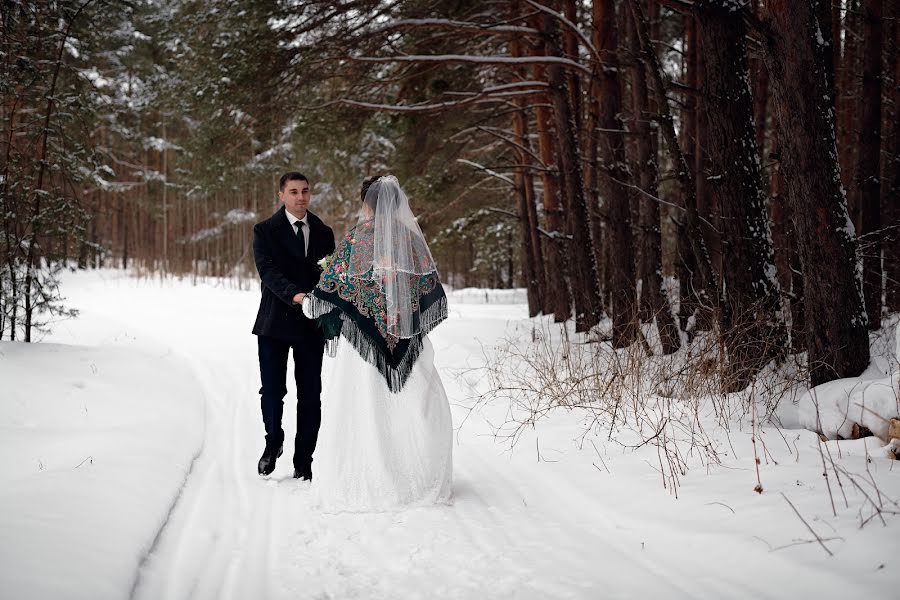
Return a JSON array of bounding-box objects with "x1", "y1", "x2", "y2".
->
[{"x1": 1, "y1": 269, "x2": 899, "y2": 599}]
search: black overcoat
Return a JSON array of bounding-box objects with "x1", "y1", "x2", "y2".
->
[{"x1": 251, "y1": 206, "x2": 336, "y2": 341}]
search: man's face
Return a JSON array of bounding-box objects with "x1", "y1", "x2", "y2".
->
[{"x1": 279, "y1": 178, "x2": 311, "y2": 218}]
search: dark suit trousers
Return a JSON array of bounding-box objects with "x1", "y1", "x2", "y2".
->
[{"x1": 257, "y1": 334, "x2": 325, "y2": 469}]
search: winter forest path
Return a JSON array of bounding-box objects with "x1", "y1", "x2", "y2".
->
[
  {"x1": 47, "y1": 273, "x2": 646, "y2": 599},
  {"x1": 44, "y1": 272, "x2": 896, "y2": 600}
]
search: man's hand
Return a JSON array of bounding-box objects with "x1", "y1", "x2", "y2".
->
[{"x1": 292, "y1": 292, "x2": 306, "y2": 305}]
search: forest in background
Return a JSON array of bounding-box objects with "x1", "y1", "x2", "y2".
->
[{"x1": 1, "y1": 0, "x2": 898, "y2": 395}]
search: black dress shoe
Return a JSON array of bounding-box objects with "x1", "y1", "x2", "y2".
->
[
  {"x1": 293, "y1": 465, "x2": 312, "y2": 481},
  {"x1": 257, "y1": 443, "x2": 283, "y2": 476}
]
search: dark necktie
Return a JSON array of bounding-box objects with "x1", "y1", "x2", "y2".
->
[{"x1": 296, "y1": 221, "x2": 306, "y2": 257}]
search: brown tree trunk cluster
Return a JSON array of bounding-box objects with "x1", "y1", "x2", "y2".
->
[
  {"x1": 761, "y1": 0, "x2": 871, "y2": 385},
  {"x1": 16, "y1": 0, "x2": 893, "y2": 396},
  {"x1": 696, "y1": 3, "x2": 786, "y2": 391},
  {"x1": 486, "y1": 0, "x2": 878, "y2": 389}
]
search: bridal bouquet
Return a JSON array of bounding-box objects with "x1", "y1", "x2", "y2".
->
[{"x1": 317, "y1": 254, "x2": 333, "y2": 272}]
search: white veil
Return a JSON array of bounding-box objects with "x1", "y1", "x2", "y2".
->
[{"x1": 346, "y1": 175, "x2": 438, "y2": 339}]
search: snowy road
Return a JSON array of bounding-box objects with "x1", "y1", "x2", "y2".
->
[
  {"x1": 46, "y1": 273, "x2": 632, "y2": 600},
  {"x1": 11, "y1": 271, "x2": 896, "y2": 599}
]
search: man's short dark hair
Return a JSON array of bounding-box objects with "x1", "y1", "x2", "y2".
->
[{"x1": 279, "y1": 171, "x2": 309, "y2": 191}]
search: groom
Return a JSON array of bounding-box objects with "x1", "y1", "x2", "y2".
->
[{"x1": 252, "y1": 172, "x2": 335, "y2": 480}]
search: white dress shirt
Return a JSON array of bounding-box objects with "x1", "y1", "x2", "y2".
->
[{"x1": 286, "y1": 211, "x2": 309, "y2": 256}]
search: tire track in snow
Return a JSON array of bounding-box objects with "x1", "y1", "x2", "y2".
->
[
  {"x1": 131, "y1": 347, "x2": 271, "y2": 600},
  {"x1": 127, "y1": 437, "x2": 206, "y2": 600}
]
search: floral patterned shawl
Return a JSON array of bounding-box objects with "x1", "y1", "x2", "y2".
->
[{"x1": 306, "y1": 220, "x2": 448, "y2": 393}]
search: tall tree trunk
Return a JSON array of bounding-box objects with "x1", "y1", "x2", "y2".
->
[
  {"x1": 752, "y1": 39, "x2": 770, "y2": 154},
  {"x1": 696, "y1": 2, "x2": 786, "y2": 391},
  {"x1": 840, "y1": 0, "x2": 862, "y2": 195},
  {"x1": 587, "y1": 0, "x2": 608, "y2": 309},
  {"x1": 694, "y1": 20, "x2": 720, "y2": 333},
  {"x1": 543, "y1": 12, "x2": 603, "y2": 332},
  {"x1": 855, "y1": 0, "x2": 884, "y2": 329},
  {"x1": 832, "y1": 0, "x2": 843, "y2": 91},
  {"x1": 770, "y1": 159, "x2": 805, "y2": 351},
  {"x1": 884, "y1": 0, "x2": 900, "y2": 312},
  {"x1": 594, "y1": 0, "x2": 637, "y2": 344},
  {"x1": 629, "y1": 0, "x2": 679, "y2": 354},
  {"x1": 629, "y1": 0, "x2": 719, "y2": 322},
  {"x1": 816, "y1": 0, "x2": 838, "y2": 109},
  {"x1": 2, "y1": 92, "x2": 20, "y2": 340},
  {"x1": 678, "y1": 14, "x2": 701, "y2": 335},
  {"x1": 563, "y1": 0, "x2": 583, "y2": 136},
  {"x1": 513, "y1": 169, "x2": 541, "y2": 316},
  {"x1": 529, "y1": 17, "x2": 572, "y2": 322},
  {"x1": 121, "y1": 201, "x2": 129, "y2": 270},
  {"x1": 510, "y1": 6, "x2": 545, "y2": 316},
  {"x1": 761, "y1": 0, "x2": 870, "y2": 387},
  {"x1": 161, "y1": 117, "x2": 168, "y2": 277},
  {"x1": 523, "y1": 158, "x2": 545, "y2": 308}
]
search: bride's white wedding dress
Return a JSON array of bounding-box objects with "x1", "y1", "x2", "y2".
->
[
  {"x1": 308, "y1": 327, "x2": 453, "y2": 512},
  {"x1": 302, "y1": 174, "x2": 453, "y2": 512}
]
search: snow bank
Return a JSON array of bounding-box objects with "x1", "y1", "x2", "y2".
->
[
  {"x1": 0, "y1": 341, "x2": 205, "y2": 600},
  {"x1": 777, "y1": 319, "x2": 900, "y2": 441},
  {"x1": 781, "y1": 374, "x2": 899, "y2": 440}
]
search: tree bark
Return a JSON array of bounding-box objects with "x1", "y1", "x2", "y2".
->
[
  {"x1": 832, "y1": 0, "x2": 843, "y2": 95},
  {"x1": 694, "y1": 28, "x2": 721, "y2": 298},
  {"x1": 510, "y1": 6, "x2": 545, "y2": 317},
  {"x1": 694, "y1": 21, "x2": 721, "y2": 336},
  {"x1": 770, "y1": 159, "x2": 805, "y2": 351},
  {"x1": 529, "y1": 16, "x2": 572, "y2": 322},
  {"x1": 696, "y1": 2, "x2": 786, "y2": 390},
  {"x1": 629, "y1": 0, "x2": 679, "y2": 354},
  {"x1": 884, "y1": 0, "x2": 900, "y2": 312},
  {"x1": 563, "y1": 0, "x2": 583, "y2": 136},
  {"x1": 816, "y1": 0, "x2": 838, "y2": 109},
  {"x1": 543, "y1": 12, "x2": 603, "y2": 332},
  {"x1": 855, "y1": 0, "x2": 884, "y2": 329},
  {"x1": 678, "y1": 14, "x2": 701, "y2": 335},
  {"x1": 593, "y1": 0, "x2": 637, "y2": 344},
  {"x1": 761, "y1": 0, "x2": 870, "y2": 387},
  {"x1": 629, "y1": 0, "x2": 719, "y2": 319},
  {"x1": 586, "y1": 0, "x2": 608, "y2": 309},
  {"x1": 839, "y1": 0, "x2": 862, "y2": 195},
  {"x1": 752, "y1": 37, "x2": 770, "y2": 155}
]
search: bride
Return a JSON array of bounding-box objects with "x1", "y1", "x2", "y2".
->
[{"x1": 298, "y1": 175, "x2": 452, "y2": 511}]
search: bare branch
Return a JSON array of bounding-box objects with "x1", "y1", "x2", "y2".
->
[
  {"x1": 456, "y1": 159, "x2": 517, "y2": 187},
  {"x1": 472, "y1": 125, "x2": 544, "y2": 165},
  {"x1": 321, "y1": 84, "x2": 546, "y2": 114},
  {"x1": 352, "y1": 54, "x2": 593, "y2": 75},
  {"x1": 524, "y1": 0, "x2": 602, "y2": 66},
  {"x1": 780, "y1": 493, "x2": 834, "y2": 557}
]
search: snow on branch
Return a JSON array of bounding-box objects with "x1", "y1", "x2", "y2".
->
[
  {"x1": 372, "y1": 18, "x2": 539, "y2": 36},
  {"x1": 332, "y1": 83, "x2": 547, "y2": 114},
  {"x1": 524, "y1": 0, "x2": 602, "y2": 66},
  {"x1": 460, "y1": 125, "x2": 544, "y2": 165},
  {"x1": 481, "y1": 81, "x2": 549, "y2": 92},
  {"x1": 456, "y1": 159, "x2": 516, "y2": 187},
  {"x1": 352, "y1": 54, "x2": 592, "y2": 75},
  {"x1": 338, "y1": 94, "x2": 537, "y2": 114}
]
